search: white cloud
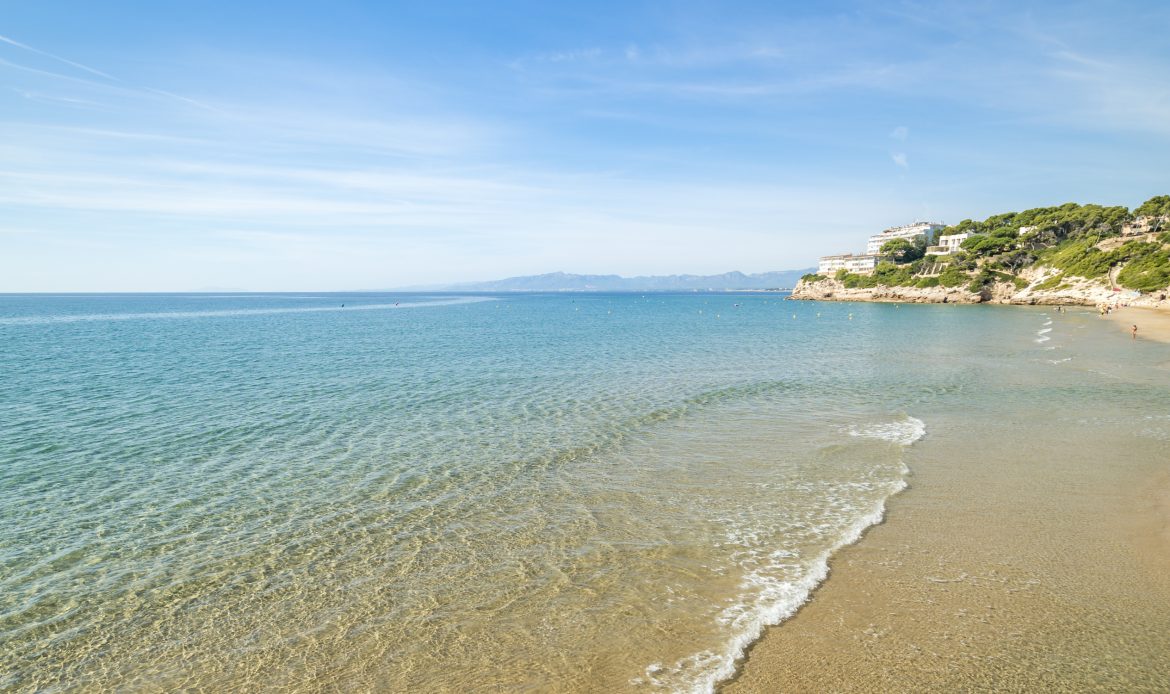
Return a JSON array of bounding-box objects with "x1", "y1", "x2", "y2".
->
[
  {"x1": 536, "y1": 47, "x2": 603, "y2": 63},
  {"x1": 889, "y1": 125, "x2": 909, "y2": 140},
  {"x1": 0, "y1": 33, "x2": 117, "y2": 80},
  {"x1": 891, "y1": 152, "x2": 908, "y2": 168}
]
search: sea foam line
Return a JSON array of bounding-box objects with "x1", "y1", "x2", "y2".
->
[
  {"x1": 848, "y1": 416, "x2": 927, "y2": 446},
  {"x1": 0, "y1": 297, "x2": 494, "y2": 326},
  {"x1": 639, "y1": 416, "x2": 924, "y2": 694}
]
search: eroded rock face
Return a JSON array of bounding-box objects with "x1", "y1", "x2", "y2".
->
[
  {"x1": 789, "y1": 268, "x2": 1170, "y2": 310},
  {"x1": 788, "y1": 278, "x2": 981, "y2": 304}
]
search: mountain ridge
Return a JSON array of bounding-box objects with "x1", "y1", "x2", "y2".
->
[{"x1": 404, "y1": 269, "x2": 814, "y2": 292}]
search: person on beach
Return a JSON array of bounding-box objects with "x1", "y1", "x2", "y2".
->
[{"x1": 1132, "y1": 324, "x2": 1138, "y2": 340}]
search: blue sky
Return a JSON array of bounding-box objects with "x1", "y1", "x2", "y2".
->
[{"x1": 3, "y1": 1, "x2": 1169, "y2": 291}]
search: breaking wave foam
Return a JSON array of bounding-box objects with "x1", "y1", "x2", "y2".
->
[
  {"x1": 638, "y1": 415, "x2": 924, "y2": 693},
  {"x1": 848, "y1": 415, "x2": 927, "y2": 446}
]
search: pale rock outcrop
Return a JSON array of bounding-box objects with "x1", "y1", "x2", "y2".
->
[
  {"x1": 791, "y1": 266, "x2": 1170, "y2": 310},
  {"x1": 789, "y1": 278, "x2": 982, "y2": 304}
]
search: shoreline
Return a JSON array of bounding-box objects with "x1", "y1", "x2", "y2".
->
[
  {"x1": 725, "y1": 308, "x2": 1170, "y2": 692},
  {"x1": 788, "y1": 275, "x2": 1170, "y2": 311},
  {"x1": 1102, "y1": 305, "x2": 1170, "y2": 344}
]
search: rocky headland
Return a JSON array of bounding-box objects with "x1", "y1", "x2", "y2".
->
[
  {"x1": 790, "y1": 265, "x2": 1170, "y2": 310},
  {"x1": 794, "y1": 197, "x2": 1170, "y2": 311}
]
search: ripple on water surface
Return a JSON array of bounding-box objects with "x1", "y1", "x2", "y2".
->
[{"x1": 1, "y1": 294, "x2": 979, "y2": 691}]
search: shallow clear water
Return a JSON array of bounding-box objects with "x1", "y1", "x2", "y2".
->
[{"x1": 2, "y1": 293, "x2": 1161, "y2": 692}]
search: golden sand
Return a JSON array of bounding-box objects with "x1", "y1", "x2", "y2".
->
[
  {"x1": 1103, "y1": 306, "x2": 1170, "y2": 344},
  {"x1": 725, "y1": 325, "x2": 1170, "y2": 692}
]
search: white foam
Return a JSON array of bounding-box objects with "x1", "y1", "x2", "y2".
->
[
  {"x1": 847, "y1": 416, "x2": 927, "y2": 446},
  {"x1": 1035, "y1": 336, "x2": 1050, "y2": 343},
  {"x1": 1038, "y1": 327, "x2": 1052, "y2": 335},
  {"x1": 638, "y1": 418, "x2": 924, "y2": 693},
  {"x1": 638, "y1": 477, "x2": 911, "y2": 693}
]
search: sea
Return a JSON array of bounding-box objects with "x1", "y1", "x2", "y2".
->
[{"x1": 1, "y1": 292, "x2": 1166, "y2": 692}]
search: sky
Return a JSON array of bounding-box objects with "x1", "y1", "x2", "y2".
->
[{"x1": 3, "y1": 0, "x2": 1169, "y2": 291}]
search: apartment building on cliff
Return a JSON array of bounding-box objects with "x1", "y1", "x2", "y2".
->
[
  {"x1": 817, "y1": 253, "x2": 883, "y2": 275},
  {"x1": 865, "y1": 222, "x2": 946, "y2": 255},
  {"x1": 818, "y1": 221, "x2": 946, "y2": 276}
]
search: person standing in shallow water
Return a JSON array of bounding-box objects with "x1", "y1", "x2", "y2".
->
[{"x1": 1132, "y1": 324, "x2": 1138, "y2": 340}]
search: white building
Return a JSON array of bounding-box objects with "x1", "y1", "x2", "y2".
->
[
  {"x1": 817, "y1": 253, "x2": 853, "y2": 275},
  {"x1": 818, "y1": 253, "x2": 884, "y2": 275},
  {"x1": 844, "y1": 254, "x2": 883, "y2": 275},
  {"x1": 866, "y1": 222, "x2": 946, "y2": 255},
  {"x1": 926, "y1": 232, "x2": 976, "y2": 256}
]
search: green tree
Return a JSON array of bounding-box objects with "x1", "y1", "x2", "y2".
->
[
  {"x1": 880, "y1": 236, "x2": 927, "y2": 263},
  {"x1": 1134, "y1": 195, "x2": 1170, "y2": 218},
  {"x1": 937, "y1": 265, "x2": 969, "y2": 288}
]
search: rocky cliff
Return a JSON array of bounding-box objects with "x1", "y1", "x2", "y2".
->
[{"x1": 790, "y1": 266, "x2": 1170, "y2": 310}]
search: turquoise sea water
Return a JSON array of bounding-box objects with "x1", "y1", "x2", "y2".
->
[{"x1": 2, "y1": 293, "x2": 1166, "y2": 692}]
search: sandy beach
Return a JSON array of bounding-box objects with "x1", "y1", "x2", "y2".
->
[
  {"x1": 1104, "y1": 306, "x2": 1170, "y2": 344},
  {"x1": 727, "y1": 312, "x2": 1170, "y2": 692}
]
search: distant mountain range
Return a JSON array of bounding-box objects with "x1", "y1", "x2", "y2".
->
[{"x1": 423, "y1": 269, "x2": 814, "y2": 292}]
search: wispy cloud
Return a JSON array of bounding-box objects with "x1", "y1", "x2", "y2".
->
[
  {"x1": 0, "y1": 33, "x2": 117, "y2": 80},
  {"x1": 0, "y1": 34, "x2": 218, "y2": 112},
  {"x1": 11, "y1": 88, "x2": 108, "y2": 110},
  {"x1": 142, "y1": 87, "x2": 221, "y2": 113},
  {"x1": 3, "y1": 1, "x2": 1169, "y2": 291},
  {"x1": 543, "y1": 47, "x2": 603, "y2": 63}
]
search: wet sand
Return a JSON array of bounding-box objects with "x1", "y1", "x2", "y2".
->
[
  {"x1": 1104, "y1": 306, "x2": 1170, "y2": 344},
  {"x1": 726, "y1": 318, "x2": 1170, "y2": 692}
]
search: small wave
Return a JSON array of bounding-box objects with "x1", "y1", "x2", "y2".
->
[
  {"x1": 638, "y1": 417, "x2": 925, "y2": 693},
  {"x1": 637, "y1": 468, "x2": 915, "y2": 693},
  {"x1": 848, "y1": 416, "x2": 926, "y2": 446},
  {"x1": 1038, "y1": 328, "x2": 1052, "y2": 335},
  {"x1": 0, "y1": 297, "x2": 494, "y2": 326},
  {"x1": 1035, "y1": 336, "x2": 1050, "y2": 343}
]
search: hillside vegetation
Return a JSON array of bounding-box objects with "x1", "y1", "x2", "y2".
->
[{"x1": 826, "y1": 196, "x2": 1170, "y2": 294}]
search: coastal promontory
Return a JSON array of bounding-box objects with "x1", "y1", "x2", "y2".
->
[{"x1": 792, "y1": 197, "x2": 1170, "y2": 310}]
